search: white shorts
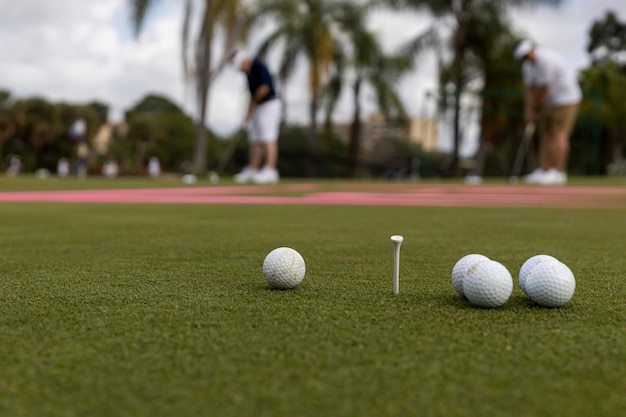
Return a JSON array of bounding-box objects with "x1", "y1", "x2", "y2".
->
[{"x1": 248, "y1": 98, "x2": 281, "y2": 143}]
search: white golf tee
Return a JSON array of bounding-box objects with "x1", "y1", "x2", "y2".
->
[{"x1": 390, "y1": 235, "x2": 404, "y2": 295}]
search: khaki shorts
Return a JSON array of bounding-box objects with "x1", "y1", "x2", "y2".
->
[{"x1": 540, "y1": 103, "x2": 579, "y2": 137}]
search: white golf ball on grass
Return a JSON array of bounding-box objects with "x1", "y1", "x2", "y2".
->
[
  {"x1": 519, "y1": 254, "x2": 558, "y2": 295},
  {"x1": 262, "y1": 247, "x2": 306, "y2": 289},
  {"x1": 451, "y1": 254, "x2": 490, "y2": 298},
  {"x1": 464, "y1": 260, "x2": 513, "y2": 308},
  {"x1": 525, "y1": 259, "x2": 575, "y2": 308}
]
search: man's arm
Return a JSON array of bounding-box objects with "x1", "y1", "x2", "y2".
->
[
  {"x1": 524, "y1": 85, "x2": 548, "y2": 125},
  {"x1": 533, "y1": 85, "x2": 548, "y2": 111},
  {"x1": 245, "y1": 84, "x2": 270, "y2": 122}
]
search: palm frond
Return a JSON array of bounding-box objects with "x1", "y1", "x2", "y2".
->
[
  {"x1": 400, "y1": 24, "x2": 443, "y2": 60},
  {"x1": 128, "y1": 0, "x2": 155, "y2": 37}
]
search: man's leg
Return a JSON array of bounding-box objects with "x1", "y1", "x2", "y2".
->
[
  {"x1": 553, "y1": 104, "x2": 579, "y2": 172},
  {"x1": 264, "y1": 141, "x2": 278, "y2": 170},
  {"x1": 250, "y1": 99, "x2": 281, "y2": 184},
  {"x1": 258, "y1": 99, "x2": 280, "y2": 170},
  {"x1": 249, "y1": 143, "x2": 264, "y2": 170},
  {"x1": 553, "y1": 130, "x2": 570, "y2": 172},
  {"x1": 234, "y1": 122, "x2": 261, "y2": 183},
  {"x1": 535, "y1": 105, "x2": 578, "y2": 185},
  {"x1": 535, "y1": 108, "x2": 549, "y2": 171},
  {"x1": 539, "y1": 107, "x2": 563, "y2": 171},
  {"x1": 540, "y1": 104, "x2": 578, "y2": 172}
]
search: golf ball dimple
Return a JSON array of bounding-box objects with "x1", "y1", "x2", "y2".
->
[
  {"x1": 464, "y1": 260, "x2": 513, "y2": 308},
  {"x1": 262, "y1": 247, "x2": 306, "y2": 289},
  {"x1": 451, "y1": 254, "x2": 490, "y2": 297},
  {"x1": 519, "y1": 254, "x2": 558, "y2": 295},
  {"x1": 525, "y1": 259, "x2": 575, "y2": 308}
]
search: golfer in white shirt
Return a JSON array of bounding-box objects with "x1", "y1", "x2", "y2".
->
[{"x1": 515, "y1": 40, "x2": 581, "y2": 185}]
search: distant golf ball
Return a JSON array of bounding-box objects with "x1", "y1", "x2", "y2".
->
[
  {"x1": 464, "y1": 260, "x2": 513, "y2": 308},
  {"x1": 519, "y1": 254, "x2": 558, "y2": 295},
  {"x1": 451, "y1": 254, "x2": 490, "y2": 298},
  {"x1": 525, "y1": 259, "x2": 575, "y2": 308},
  {"x1": 182, "y1": 174, "x2": 197, "y2": 184},
  {"x1": 263, "y1": 247, "x2": 306, "y2": 289}
]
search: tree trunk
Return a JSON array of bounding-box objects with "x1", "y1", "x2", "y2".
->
[
  {"x1": 470, "y1": 140, "x2": 493, "y2": 177},
  {"x1": 307, "y1": 94, "x2": 319, "y2": 177},
  {"x1": 347, "y1": 78, "x2": 362, "y2": 178},
  {"x1": 450, "y1": 78, "x2": 462, "y2": 175},
  {"x1": 192, "y1": 77, "x2": 210, "y2": 174},
  {"x1": 192, "y1": 12, "x2": 213, "y2": 175},
  {"x1": 448, "y1": 3, "x2": 467, "y2": 177}
]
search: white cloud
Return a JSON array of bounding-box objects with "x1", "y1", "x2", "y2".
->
[
  {"x1": 1, "y1": 0, "x2": 625, "y2": 146},
  {"x1": 511, "y1": 0, "x2": 624, "y2": 72}
]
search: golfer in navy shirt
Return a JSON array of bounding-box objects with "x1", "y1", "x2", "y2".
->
[{"x1": 231, "y1": 50, "x2": 281, "y2": 184}]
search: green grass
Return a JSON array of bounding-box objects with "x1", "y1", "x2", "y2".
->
[
  {"x1": 0, "y1": 178, "x2": 624, "y2": 417},
  {"x1": 1, "y1": 172, "x2": 624, "y2": 192}
]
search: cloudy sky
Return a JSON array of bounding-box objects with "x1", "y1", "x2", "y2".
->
[{"x1": 1, "y1": 0, "x2": 624, "y2": 154}]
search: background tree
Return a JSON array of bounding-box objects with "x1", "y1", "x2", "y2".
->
[
  {"x1": 374, "y1": 0, "x2": 561, "y2": 176},
  {"x1": 580, "y1": 11, "x2": 626, "y2": 171},
  {"x1": 255, "y1": 0, "x2": 358, "y2": 176},
  {"x1": 0, "y1": 93, "x2": 106, "y2": 172},
  {"x1": 123, "y1": 94, "x2": 196, "y2": 173},
  {"x1": 587, "y1": 10, "x2": 626, "y2": 71},
  {"x1": 440, "y1": 3, "x2": 526, "y2": 177},
  {"x1": 322, "y1": 4, "x2": 411, "y2": 177},
  {"x1": 0, "y1": 90, "x2": 15, "y2": 155},
  {"x1": 129, "y1": 0, "x2": 251, "y2": 174}
]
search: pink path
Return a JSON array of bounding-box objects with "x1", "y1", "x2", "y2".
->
[{"x1": 0, "y1": 183, "x2": 625, "y2": 209}]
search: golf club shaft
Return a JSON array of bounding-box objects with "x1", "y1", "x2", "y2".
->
[
  {"x1": 216, "y1": 128, "x2": 245, "y2": 173},
  {"x1": 510, "y1": 123, "x2": 536, "y2": 179}
]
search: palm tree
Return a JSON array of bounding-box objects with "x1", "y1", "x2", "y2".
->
[
  {"x1": 254, "y1": 0, "x2": 357, "y2": 176},
  {"x1": 584, "y1": 11, "x2": 626, "y2": 169},
  {"x1": 129, "y1": 0, "x2": 251, "y2": 174},
  {"x1": 587, "y1": 10, "x2": 626, "y2": 70},
  {"x1": 373, "y1": 0, "x2": 561, "y2": 175},
  {"x1": 322, "y1": 5, "x2": 412, "y2": 177},
  {"x1": 438, "y1": 2, "x2": 525, "y2": 177}
]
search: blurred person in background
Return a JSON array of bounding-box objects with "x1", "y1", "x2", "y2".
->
[
  {"x1": 231, "y1": 50, "x2": 281, "y2": 184},
  {"x1": 515, "y1": 39, "x2": 581, "y2": 185},
  {"x1": 5, "y1": 154, "x2": 21, "y2": 176},
  {"x1": 148, "y1": 156, "x2": 161, "y2": 178},
  {"x1": 69, "y1": 118, "x2": 89, "y2": 178},
  {"x1": 57, "y1": 157, "x2": 70, "y2": 178}
]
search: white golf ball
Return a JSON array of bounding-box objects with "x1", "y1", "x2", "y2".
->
[
  {"x1": 525, "y1": 259, "x2": 575, "y2": 308},
  {"x1": 519, "y1": 254, "x2": 558, "y2": 295},
  {"x1": 182, "y1": 174, "x2": 197, "y2": 184},
  {"x1": 451, "y1": 254, "x2": 490, "y2": 297},
  {"x1": 262, "y1": 247, "x2": 306, "y2": 289},
  {"x1": 464, "y1": 260, "x2": 513, "y2": 308}
]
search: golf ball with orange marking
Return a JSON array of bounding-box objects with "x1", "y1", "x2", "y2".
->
[
  {"x1": 451, "y1": 254, "x2": 490, "y2": 298},
  {"x1": 464, "y1": 260, "x2": 513, "y2": 308}
]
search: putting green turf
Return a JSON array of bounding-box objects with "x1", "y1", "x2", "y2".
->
[{"x1": 0, "y1": 180, "x2": 624, "y2": 417}]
